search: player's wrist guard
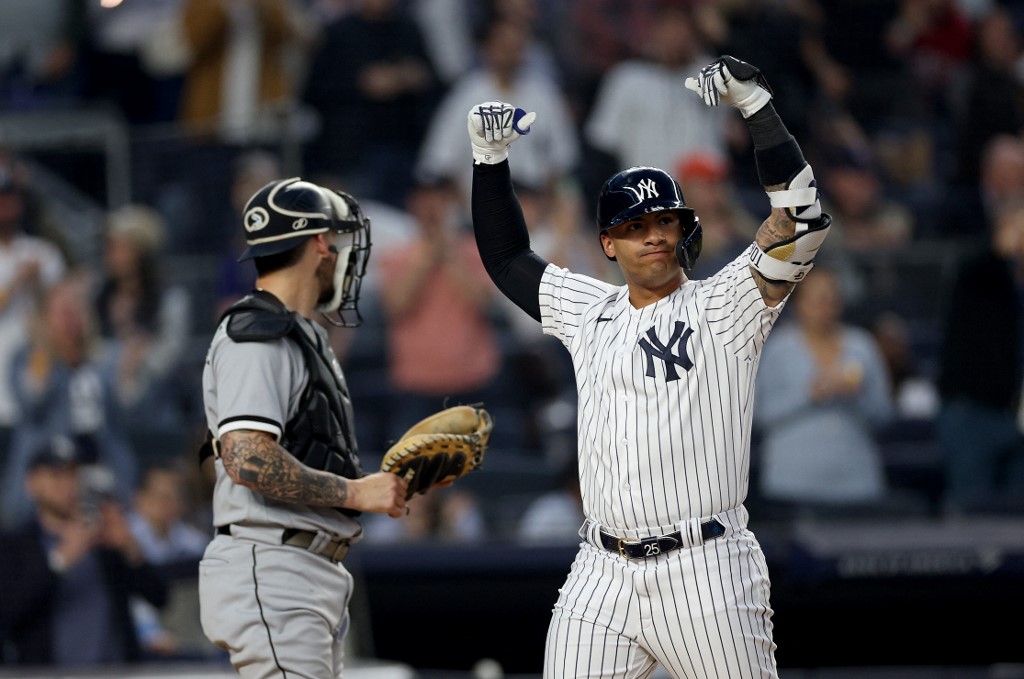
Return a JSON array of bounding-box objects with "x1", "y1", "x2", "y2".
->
[
  {"x1": 745, "y1": 140, "x2": 831, "y2": 280},
  {"x1": 747, "y1": 213, "x2": 831, "y2": 283}
]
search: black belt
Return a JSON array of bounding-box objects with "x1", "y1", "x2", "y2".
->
[
  {"x1": 598, "y1": 518, "x2": 726, "y2": 560},
  {"x1": 216, "y1": 525, "x2": 351, "y2": 563}
]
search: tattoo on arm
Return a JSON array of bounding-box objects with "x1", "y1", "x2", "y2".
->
[
  {"x1": 221, "y1": 430, "x2": 350, "y2": 507},
  {"x1": 751, "y1": 182, "x2": 798, "y2": 304}
]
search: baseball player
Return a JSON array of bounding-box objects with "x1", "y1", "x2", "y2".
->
[
  {"x1": 467, "y1": 56, "x2": 831, "y2": 678},
  {"x1": 197, "y1": 177, "x2": 409, "y2": 678}
]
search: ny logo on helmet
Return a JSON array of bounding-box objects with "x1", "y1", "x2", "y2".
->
[
  {"x1": 244, "y1": 207, "x2": 270, "y2": 233},
  {"x1": 625, "y1": 178, "x2": 659, "y2": 203},
  {"x1": 638, "y1": 321, "x2": 694, "y2": 382},
  {"x1": 292, "y1": 218, "x2": 308, "y2": 230}
]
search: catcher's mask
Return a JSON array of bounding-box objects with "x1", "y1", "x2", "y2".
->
[
  {"x1": 596, "y1": 166, "x2": 702, "y2": 270},
  {"x1": 239, "y1": 177, "x2": 372, "y2": 327}
]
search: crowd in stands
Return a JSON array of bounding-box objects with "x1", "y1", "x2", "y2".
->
[{"x1": 2, "y1": 0, "x2": 1024, "y2": 667}]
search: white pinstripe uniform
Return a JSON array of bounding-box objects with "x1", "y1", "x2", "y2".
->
[{"x1": 540, "y1": 252, "x2": 781, "y2": 678}]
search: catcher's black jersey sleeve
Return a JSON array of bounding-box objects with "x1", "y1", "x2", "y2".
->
[{"x1": 471, "y1": 161, "x2": 547, "y2": 322}]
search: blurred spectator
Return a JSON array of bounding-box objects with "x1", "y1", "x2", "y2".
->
[
  {"x1": 1, "y1": 277, "x2": 138, "y2": 528},
  {"x1": 178, "y1": 0, "x2": 308, "y2": 142},
  {"x1": 302, "y1": 0, "x2": 439, "y2": 207},
  {"x1": 516, "y1": 459, "x2": 583, "y2": 545},
  {"x1": 675, "y1": 152, "x2": 758, "y2": 280},
  {"x1": 214, "y1": 150, "x2": 283, "y2": 318},
  {"x1": 127, "y1": 461, "x2": 211, "y2": 661},
  {"x1": 582, "y1": 3, "x2": 725, "y2": 198},
  {"x1": 951, "y1": 5, "x2": 1024, "y2": 191},
  {"x1": 377, "y1": 175, "x2": 502, "y2": 443},
  {"x1": 714, "y1": 0, "x2": 849, "y2": 141},
  {"x1": 943, "y1": 133, "x2": 1024, "y2": 240},
  {"x1": 128, "y1": 462, "x2": 209, "y2": 568},
  {"x1": 884, "y1": 0, "x2": 974, "y2": 120},
  {"x1": 415, "y1": 16, "x2": 580, "y2": 210},
  {"x1": 362, "y1": 488, "x2": 486, "y2": 544},
  {"x1": 82, "y1": 0, "x2": 186, "y2": 124},
  {"x1": 410, "y1": 0, "x2": 475, "y2": 87},
  {"x1": 936, "y1": 195, "x2": 1024, "y2": 514},
  {"x1": 818, "y1": 145, "x2": 915, "y2": 253},
  {"x1": 0, "y1": 436, "x2": 166, "y2": 666},
  {"x1": 870, "y1": 311, "x2": 940, "y2": 420},
  {"x1": 0, "y1": 0, "x2": 85, "y2": 110},
  {"x1": 0, "y1": 164, "x2": 67, "y2": 462},
  {"x1": 562, "y1": 0, "x2": 662, "y2": 121},
  {"x1": 479, "y1": 0, "x2": 566, "y2": 85},
  {"x1": 753, "y1": 267, "x2": 895, "y2": 509},
  {"x1": 92, "y1": 204, "x2": 193, "y2": 465}
]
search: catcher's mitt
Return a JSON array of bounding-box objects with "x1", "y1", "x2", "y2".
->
[{"x1": 381, "y1": 405, "x2": 493, "y2": 500}]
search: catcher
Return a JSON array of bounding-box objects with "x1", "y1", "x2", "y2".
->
[{"x1": 197, "y1": 177, "x2": 489, "y2": 679}]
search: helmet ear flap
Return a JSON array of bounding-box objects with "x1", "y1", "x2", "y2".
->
[{"x1": 675, "y1": 214, "x2": 703, "y2": 270}]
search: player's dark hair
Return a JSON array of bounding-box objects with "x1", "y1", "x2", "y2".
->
[{"x1": 253, "y1": 239, "x2": 308, "y2": 277}]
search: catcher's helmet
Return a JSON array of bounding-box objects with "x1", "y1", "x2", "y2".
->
[
  {"x1": 596, "y1": 166, "x2": 703, "y2": 269},
  {"x1": 239, "y1": 177, "x2": 373, "y2": 326},
  {"x1": 239, "y1": 177, "x2": 349, "y2": 261}
]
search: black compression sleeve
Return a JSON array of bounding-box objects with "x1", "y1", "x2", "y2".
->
[
  {"x1": 746, "y1": 102, "x2": 807, "y2": 187},
  {"x1": 471, "y1": 161, "x2": 546, "y2": 322}
]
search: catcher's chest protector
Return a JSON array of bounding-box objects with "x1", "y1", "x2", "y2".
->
[{"x1": 223, "y1": 293, "x2": 363, "y2": 500}]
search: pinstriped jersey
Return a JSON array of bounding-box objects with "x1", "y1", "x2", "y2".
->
[{"x1": 540, "y1": 249, "x2": 785, "y2": 534}]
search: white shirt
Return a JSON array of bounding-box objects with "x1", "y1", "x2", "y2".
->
[
  {"x1": 416, "y1": 69, "x2": 579, "y2": 203},
  {"x1": 0, "y1": 234, "x2": 66, "y2": 425},
  {"x1": 585, "y1": 58, "x2": 728, "y2": 172}
]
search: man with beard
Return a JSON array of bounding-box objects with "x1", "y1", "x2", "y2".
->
[{"x1": 196, "y1": 177, "x2": 408, "y2": 677}]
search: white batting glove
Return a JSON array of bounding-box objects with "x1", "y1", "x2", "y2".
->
[
  {"x1": 466, "y1": 101, "x2": 536, "y2": 165},
  {"x1": 685, "y1": 55, "x2": 773, "y2": 118}
]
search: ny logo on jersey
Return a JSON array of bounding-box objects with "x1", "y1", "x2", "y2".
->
[
  {"x1": 625, "y1": 178, "x2": 659, "y2": 202},
  {"x1": 638, "y1": 321, "x2": 694, "y2": 382}
]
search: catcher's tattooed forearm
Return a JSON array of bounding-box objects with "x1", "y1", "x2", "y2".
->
[{"x1": 220, "y1": 430, "x2": 350, "y2": 507}]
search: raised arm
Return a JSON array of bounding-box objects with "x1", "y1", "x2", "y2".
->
[
  {"x1": 686, "y1": 56, "x2": 832, "y2": 306},
  {"x1": 467, "y1": 102, "x2": 549, "y2": 322}
]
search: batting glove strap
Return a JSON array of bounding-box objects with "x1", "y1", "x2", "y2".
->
[
  {"x1": 685, "y1": 55, "x2": 773, "y2": 119},
  {"x1": 467, "y1": 101, "x2": 536, "y2": 165}
]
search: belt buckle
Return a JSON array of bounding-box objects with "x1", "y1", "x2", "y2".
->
[{"x1": 617, "y1": 536, "x2": 653, "y2": 559}]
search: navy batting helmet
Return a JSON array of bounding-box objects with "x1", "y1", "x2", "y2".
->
[
  {"x1": 239, "y1": 177, "x2": 347, "y2": 261},
  {"x1": 596, "y1": 166, "x2": 702, "y2": 269}
]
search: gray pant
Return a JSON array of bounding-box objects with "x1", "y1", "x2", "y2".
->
[{"x1": 200, "y1": 533, "x2": 353, "y2": 678}]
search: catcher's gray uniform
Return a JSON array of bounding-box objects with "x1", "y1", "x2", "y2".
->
[
  {"x1": 199, "y1": 307, "x2": 362, "y2": 679},
  {"x1": 197, "y1": 177, "x2": 398, "y2": 679}
]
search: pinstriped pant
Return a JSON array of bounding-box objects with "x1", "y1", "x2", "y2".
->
[{"x1": 544, "y1": 525, "x2": 777, "y2": 679}]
